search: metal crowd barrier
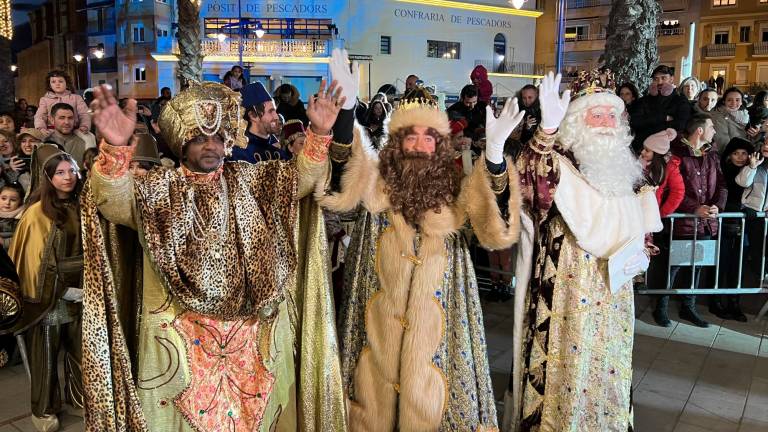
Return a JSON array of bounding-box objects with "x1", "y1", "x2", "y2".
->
[{"x1": 635, "y1": 212, "x2": 768, "y2": 320}]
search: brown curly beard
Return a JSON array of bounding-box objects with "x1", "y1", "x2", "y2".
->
[{"x1": 379, "y1": 127, "x2": 461, "y2": 226}]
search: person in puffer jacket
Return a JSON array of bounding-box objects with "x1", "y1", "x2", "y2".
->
[
  {"x1": 470, "y1": 65, "x2": 493, "y2": 104},
  {"x1": 736, "y1": 138, "x2": 768, "y2": 290},
  {"x1": 33, "y1": 70, "x2": 91, "y2": 134}
]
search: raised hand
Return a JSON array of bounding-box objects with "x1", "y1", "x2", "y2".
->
[
  {"x1": 307, "y1": 79, "x2": 345, "y2": 136},
  {"x1": 90, "y1": 84, "x2": 137, "y2": 147},
  {"x1": 539, "y1": 71, "x2": 571, "y2": 131},
  {"x1": 749, "y1": 151, "x2": 764, "y2": 169},
  {"x1": 485, "y1": 97, "x2": 525, "y2": 164},
  {"x1": 329, "y1": 48, "x2": 359, "y2": 110}
]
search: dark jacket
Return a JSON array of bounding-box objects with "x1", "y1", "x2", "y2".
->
[
  {"x1": 630, "y1": 92, "x2": 692, "y2": 152},
  {"x1": 670, "y1": 138, "x2": 728, "y2": 237},
  {"x1": 276, "y1": 84, "x2": 309, "y2": 126},
  {"x1": 446, "y1": 101, "x2": 486, "y2": 141},
  {"x1": 720, "y1": 138, "x2": 754, "y2": 212}
]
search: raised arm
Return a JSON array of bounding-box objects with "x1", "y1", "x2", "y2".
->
[
  {"x1": 460, "y1": 97, "x2": 525, "y2": 250},
  {"x1": 88, "y1": 85, "x2": 140, "y2": 228},
  {"x1": 517, "y1": 72, "x2": 570, "y2": 211},
  {"x1": 314, "y1": 49, "x2": 378, "y2": 212},
  {"x1": 296, "y1": 78, "x2": 346, "y2": 198}
]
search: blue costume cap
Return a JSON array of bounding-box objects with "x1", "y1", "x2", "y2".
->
[{"x1": 240, "y1": 82, "x2": 273, "y2": 108}]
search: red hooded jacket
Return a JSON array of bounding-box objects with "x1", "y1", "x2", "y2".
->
[{"x1": 470, "y1": 65, "x2": 493, "y2": 103}]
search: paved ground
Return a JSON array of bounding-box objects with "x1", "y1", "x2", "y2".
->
[{"x1": 1, "y1": 295, "x2": 766, "y2": 432}]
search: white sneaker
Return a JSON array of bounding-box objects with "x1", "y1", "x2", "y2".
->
[{"x1": 30, "y1": 414, "x2": 59, "y2": 432}]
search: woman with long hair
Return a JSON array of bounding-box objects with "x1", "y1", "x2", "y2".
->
[
  {"x1": 363, "y1": 99, "x2": 390, "y2": 147},
  {"x1": 641, "y1": 129, "x2": 686, "y2": 323},
  {"x1": 712, "y1": 137, "x2": 754, "y2": 321},
  {"x1": 8, "y1": 144, "x2": 84, "y2": 432},
  {"x1": 640, "y1": 128, "x2": 685, "y2": 216},
  {"x1": 711, "y1": 87, "x2": 757, "y2": 152}
]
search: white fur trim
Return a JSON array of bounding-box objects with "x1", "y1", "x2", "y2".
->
[
  {"x1": 387, "y1": 106, "x2": 451, "y2": 137},
  {"x1": 566, "y1": 92, "x2": 625, "y2": 118}
]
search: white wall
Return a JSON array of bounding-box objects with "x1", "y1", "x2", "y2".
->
[
  {"x1": 155, "y1": 0, "x2": 539, "y2": 98},
  {"x1": 340, "y1": 0, "x2": 538, "y2": 96}
]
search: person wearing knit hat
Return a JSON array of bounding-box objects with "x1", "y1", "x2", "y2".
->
[
  {"x1": 279, "y1": 118, "x2": 306, "y2": 158},
  {"x1": 640, "y1": 128, "x2": 684, "y2": 218}
]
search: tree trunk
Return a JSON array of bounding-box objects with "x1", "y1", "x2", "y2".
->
[
  {"x1": 0, "y1": 38, "x2": 14, "y2": 113},
  {"x1": 176, "y1": 0, "x2": 203, "y2": 88},
  {"x1": 603, "y1": 0, "x2": 660, "y2": 93}
]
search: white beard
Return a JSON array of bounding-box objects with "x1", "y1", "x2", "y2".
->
[{"x1": 559, "y1": 125, "x2": 643, "y2": 197}]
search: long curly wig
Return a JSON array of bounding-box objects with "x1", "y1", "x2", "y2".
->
[{"x1": 379, "y1": 126, "x2": 461, "y2": 226}]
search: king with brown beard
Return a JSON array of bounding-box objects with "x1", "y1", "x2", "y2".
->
[{"x1": 318, "y1": 49, "x2": 525, "y2": 432}]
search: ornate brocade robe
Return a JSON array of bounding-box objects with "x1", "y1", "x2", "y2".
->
[
  {"x1": 82, "y1": 142, "x2": 347, "y2": 432},
  {"x1": 318, "y1": 128, "x2": 521, "y2": 431},
  {"x1": 501, "y1": 130, "x2": 662, "y2": 432}
]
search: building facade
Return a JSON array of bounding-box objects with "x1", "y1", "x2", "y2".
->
[
  {"x1": 535, "y1": 0, "x2": 702, "y2": 88},
  {"x1": 16, "y1": 0, "x2": 88, "y2": 102},
  {"x1": 150, "y1": 0, "x2": 545, "y2": 99},
  {"x1": 18, "y1": 0, "x2": 545, "y2": 101},
  {"x1": 696, "y1": 0, "x2": 768, "y2": 91}
]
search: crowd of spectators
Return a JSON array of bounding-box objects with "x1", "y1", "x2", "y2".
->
[{"x1": 3, "y1": 62, "x2": 768, "y2": 375}]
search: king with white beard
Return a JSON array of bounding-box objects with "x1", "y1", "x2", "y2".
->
[{"x1": 502, "y1": 72, "x2": 663, "y2": 432}]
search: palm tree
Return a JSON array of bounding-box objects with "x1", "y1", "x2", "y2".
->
[
  {"x1": 0, "y1": 0, "x2": 14, "y2": 113},
  {"x1": 603, "y1": 0, "x2": 661, "y2": 92},
  {"x1": 176, "y1": 0, "x2": 203, "y2": 88}
]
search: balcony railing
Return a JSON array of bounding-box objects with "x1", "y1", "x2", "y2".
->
[
  {"x1": 657, "y1": 27, "x2": 685, "y2": 36},
  {"x1": 702, "y1": 43, "x2": 736, "y2": 58},
  {"x1": 175, "y1": 39, "x2": 332, "y2": 58},
  {"x1": 474, "y1": 60, "x2": 546, "y2": 76},
  {"x1": 565, "y1": 32, "x2": 607, "y2": 42},
  {"x1": 754, "y1": 41, "x2": 768, "y2": 56},
  {"x1": 566, "y1": 0, "x2": 612, "y2": 8}
]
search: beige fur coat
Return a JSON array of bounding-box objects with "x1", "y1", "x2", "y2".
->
[{"x1": 317, "y1": 127, "x2": 521, "y2": 432}]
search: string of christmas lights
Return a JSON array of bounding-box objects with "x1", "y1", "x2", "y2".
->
[{"x1": 0, "y1": 0, "x2": 12, "y2": 40}]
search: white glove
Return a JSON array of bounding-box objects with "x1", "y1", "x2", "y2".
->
[
  {"x1": 62, "y1": 287, "x2": 83, "y2": 303},
  {"x1": 485, "y1": 97, "x2": 525, "y2": 164},
  {"x1": 329, "y1": 48, "x2": 360, "y2": 110},
  {"x1": 623, "y1": 251, "x2": 650, "y2": 276},
  {"x1": 539, "y1": 71, "x2": 571, "y2": 130}
]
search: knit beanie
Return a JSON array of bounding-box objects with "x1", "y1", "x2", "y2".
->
[{"x1": 644, "y1": 128, "x2": 677, "y2": 154}]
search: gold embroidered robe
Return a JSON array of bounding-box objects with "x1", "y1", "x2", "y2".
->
[
  {"x1": 82, "y1": 145, "x2": 347, "y2": 432},
  {"x1": 501, "y1": 130, "x2": 663, "y2": 432}
]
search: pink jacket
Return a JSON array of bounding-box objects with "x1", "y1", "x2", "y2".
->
[{"x1": 34, "y1": 91, "x2": 91, "y2": 130}]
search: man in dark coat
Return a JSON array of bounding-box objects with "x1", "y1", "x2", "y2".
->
[
  {"x1": 630, "y1": 65, "x2": 692, "y2": 152},
  {"x1": 653, "y1": 113, "x2": 726, "y2": 328}
]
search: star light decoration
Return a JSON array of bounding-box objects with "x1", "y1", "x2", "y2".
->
[{"x1": 0, "y1": 0, "x2": 12, "y2": 40}]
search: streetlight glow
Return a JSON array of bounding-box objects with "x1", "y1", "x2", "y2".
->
[
  {"x1": 509, "y1": 0, "x2": 526, "y2": 9},
  {"x1": 10, "y1": 65, "x2": 16, "y2": 72},
  {"x1": 255, "y1": 22, "x2": 265, "y2": 38},
  {"x1": 93, "y1": 48, "x2": 105, "y2": 59},
  {"x1": 73, "y1": 53, "x2": 84, "y2": 62}
]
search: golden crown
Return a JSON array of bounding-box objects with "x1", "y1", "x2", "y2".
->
[
  {"x1": 570, "y1": 68, "x2": 616, "y2": 99},
  {"x1": 395, "y1": 86, "x2": 439, "y2": 112}
]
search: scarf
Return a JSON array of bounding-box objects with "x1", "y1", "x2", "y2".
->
[
  {"x1": 649, "y1": 82, "x2": 676, "y2": 97},
  {"x1": 0, "y1": 207, "x2": 24, "y2": 220}
]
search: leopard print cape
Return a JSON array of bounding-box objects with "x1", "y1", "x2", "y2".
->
[{"x1": 133, "y1": 161, "x2": 298, "y2": 320}]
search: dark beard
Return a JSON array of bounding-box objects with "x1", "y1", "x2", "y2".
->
[{"x1": 380, "y1": 150, "x2": 460, "y2": 226}]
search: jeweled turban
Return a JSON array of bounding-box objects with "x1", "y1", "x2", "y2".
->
[{"x1": 158, "y1": 81, "x2": 247, "y2": 157}]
